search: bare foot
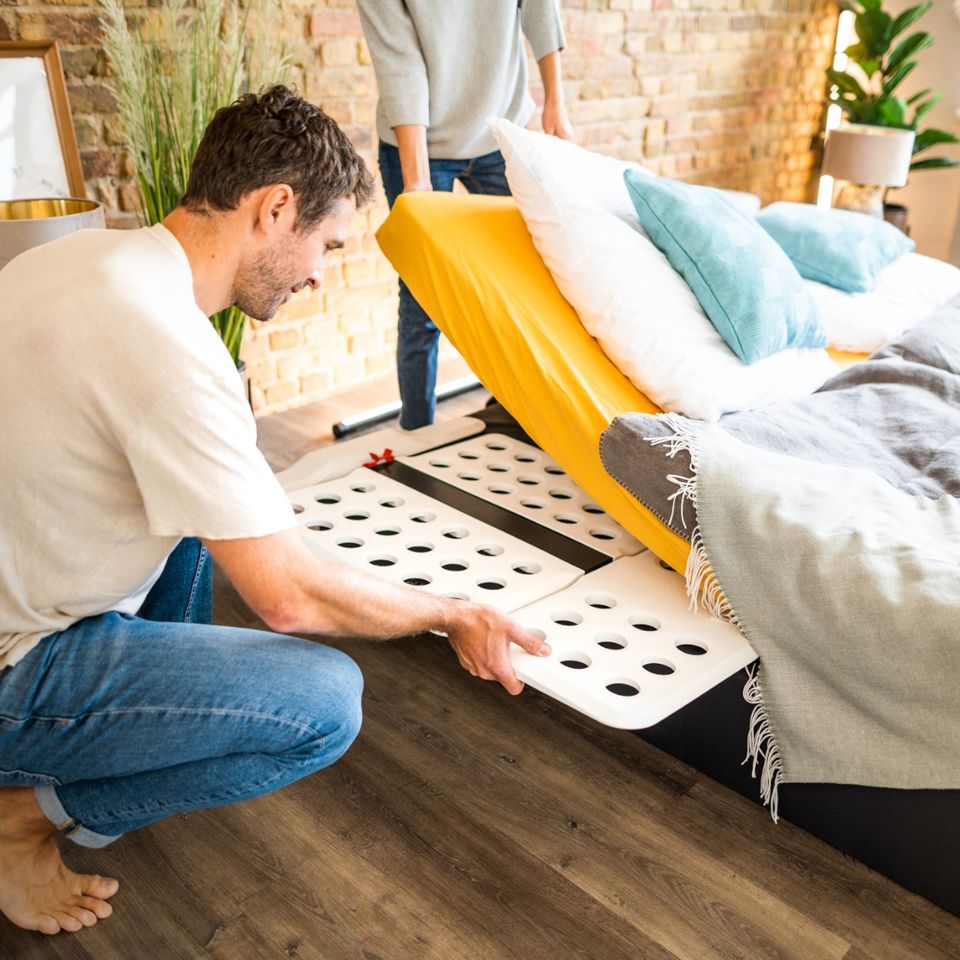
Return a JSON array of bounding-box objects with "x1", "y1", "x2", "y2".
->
[{"x1": 0, "y1": 787, "x2": 119, "y2": 935}]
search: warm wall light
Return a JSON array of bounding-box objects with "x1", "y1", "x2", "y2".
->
[{"x1": 817, "y1": 9, "x2": 858, "y2": 209}]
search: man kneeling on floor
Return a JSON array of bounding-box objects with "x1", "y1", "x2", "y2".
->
[{"x1": 0, "y1": 85, "x2": 549, "y2": 937}]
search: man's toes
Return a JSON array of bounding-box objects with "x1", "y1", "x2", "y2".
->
[
  {"x1": 52, "y1": 911, "x2": 83, "y2": 933},
  {"x1": 64, "y1": 904, "x2": 98, "y2": 927},
  {"x1": 70, "y1": 894, "x2": 113, "y2": 920},
  {"x1": 35, "y1": 914, "x2": 62, "y2": 936},
  {"x1": 81, "y1": 874, "x2": 119, "y2": 899}
]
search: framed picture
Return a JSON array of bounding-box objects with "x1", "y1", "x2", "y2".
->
[{"x1": 0, "y1": 41, "x2": 86, "y2": 200}]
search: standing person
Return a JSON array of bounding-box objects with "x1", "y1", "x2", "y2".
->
[
  {"x1": 0, "y1": 85, "x2": 549, "y2": 937},
  {"x1": 357, "y1": 0, "x2": 574, "y2": 430}
]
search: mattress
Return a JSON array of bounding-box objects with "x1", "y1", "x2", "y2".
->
[{"x1": 376, "y1": 192, "x2": 863, "y2": 571}]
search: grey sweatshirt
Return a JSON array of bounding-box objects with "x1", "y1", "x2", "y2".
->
[{"x1": 356, "y1": 0, "x2": 565, "y2": 160}]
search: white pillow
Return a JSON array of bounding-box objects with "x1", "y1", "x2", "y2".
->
[
  {"x1": 488, "y1": 119, "x2": 836, "y2": 421},
  {"x1": 805, "y1": 252, "x2": 960, "y2": 353}
]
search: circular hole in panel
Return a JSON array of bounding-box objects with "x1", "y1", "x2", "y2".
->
[
  {"x1": 343, "y1": 510, "x2": 369, "y2": 522},
  {"x1": 446, "y1": 592, "x2": 470, "y2": 601},
  {"x1": 629, "y1": 615, "x2": 662, "y2": 632},
  {"x1": 337, "y1": 538, "x2": 364, "y2": 549},
  {"x1": 476, "y1": 543, "x2": 504, "y2": 557},
  {"x1": 586, "y1": 594, "x2": 618, "y2": 610},
  {"x1": 560, "y1": 652, "x2": 592, "y2": 670},
  {"x1": 676, "y1": 640, "x2": 709, "y2": 656},
  {"x1": 488, "y1": 462, "x2": 511, "y2": 473},
  {"x1": 441, "y1": 560, "x2": 469, "y2": 572},
  {"x1": 488, "y1": 484, "x2": 515, "y2": 496},
  {"x1": 643, "y1": 660, "x2": 676, "y2": 676},
  {"x1": 457, "y1": 472, "x2": 481, "y2": 482},
  {"x1": 350, "y1": 482, "x2": 375, "y2": 494},
  {"x1": 374, "y1": 526, "x2": 401, "y2": 537},
  {"x1": 314, "y1": 493, "x2": 341, "y2": 505},
  {"x1": 551, "y1": 610, "x2": 584, "y2": 627},
  {"x1": 525, "y1": 627, "x2": 547, "y2": 642},
  {"x1": 606, "y1": 680, "x2": 640, "y2": 697},
  {"x1": 442, "y1": 526, "x2": 469, "y2": 540},
  {"x1": 521, "y1": 498, "x2": 547, "y2": 511},
  {"x1": 548, "y1": 489, "x2": 573, "y2": 500},
  {"x1": 428, "y1": 458, "x2": 451, "y2": 468},
  {"x1": 307, "y1": 520, "x2": 333, "y2": 532},
  {"x1": 589, "y1": 527, "x2": 618, "y2": 541},
  {"x1": 554, "y1": 513, "x2": 579, "y2": 525},
  {"x1": 659, "y1": 559, "x2": 676, "y2": 572},
  {"x1": 582, "y1": 503, "x2": 605, "y2": 515},
  {"x1": 477, "y1": 577, "x2": 506, "y2": 591},
  {"x1": 544, "y1": 464, "x2": 566, "y2": 476},
  {"x1": 458, "y1": 449, "x2": 481, "y2": 460},
  {"x1": 410, "y1": 511, "x2": 436, "y2": 524},
  {"x1": 379, "y1": 497, "x2": 404, "y2": 509},
  {"x1": 514, "y1": 453, "x2": 538, "y2": 463},
  {"x1": 512, "y1": 562, "x2": 541, "y2": 576},
  {"x1": 517, "y1": 475, "x2": 540, "y2": 486},
  {"x1": 369, "y1": 555, "x2": 397, "y2": 567},
  {"x1": 291, "y1": 503, "x2": 304, "y2": 514},
  {"x1": 485, "y1": 440, "x2": 508, "y2": 451},
  {"x1": 406, "y1": 541, "x2": 434, "y2": 554},
  {"x1": 404, "y1": 574, "x2": 433, "y2": 587},
  {"x1": 595, "y1": 632, "x2": 627, "y2": 650}
]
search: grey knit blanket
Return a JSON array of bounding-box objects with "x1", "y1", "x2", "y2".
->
[{"x1": 600, "y1": 297, "x2": 960, "y2": 816}]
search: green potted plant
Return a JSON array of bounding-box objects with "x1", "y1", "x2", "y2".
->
[
  {"x1": 101, "y1": 0, "x2": 290, "y2": 372},
  {"x1": 826, "y1": 0, "x2": 959, "y2": 226}
]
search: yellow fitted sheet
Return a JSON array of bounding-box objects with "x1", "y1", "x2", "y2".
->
[{"x1": 376, "y1": 192, "x2": 863, "y2": 574}]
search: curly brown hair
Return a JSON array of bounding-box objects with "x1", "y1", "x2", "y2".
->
[{"x1": 181, "y1": 85, "x2": 374, "y2": 228}]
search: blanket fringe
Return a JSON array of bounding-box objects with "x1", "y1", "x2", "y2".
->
[
  {"x1": 743, "y1": 664, "x2": 782, "y2": 822},
  {"x1": 647, "y1": 414, "x2": 782, "y2": 822}
]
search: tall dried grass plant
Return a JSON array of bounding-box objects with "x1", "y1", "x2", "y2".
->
[{"x1": 101, "y1": 0, "x2": 291, "y2": 364}]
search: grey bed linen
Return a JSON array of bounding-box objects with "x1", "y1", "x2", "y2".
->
[{"x1": 600, "y1": 293, "x2": 960, "y2": 540}]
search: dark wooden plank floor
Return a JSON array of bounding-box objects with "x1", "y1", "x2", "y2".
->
[{"x1": 5, "y1": 371, "x2": 960, "y2": 960}]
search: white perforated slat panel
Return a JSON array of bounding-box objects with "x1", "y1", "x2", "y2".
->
[
  {"x1": 400, "y1": 434, "x2": 643, "y2": 559},
  {"x1": 508, "y1": 552, "x2": 757, "y2": 729},
  {"x1": 286, "y1": 469, "x2": 581, "y2": 612}
]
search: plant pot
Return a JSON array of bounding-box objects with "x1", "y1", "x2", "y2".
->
[
  {"x1": 883, "y1": 202, "x2": 910, "y2": 236},
  {"x1": 0, "y1": 198, "x2": 105, "y2": 271}
]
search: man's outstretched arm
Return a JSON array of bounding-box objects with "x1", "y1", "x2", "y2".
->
[{"x1": 204, "y1": 529, "x2": 550, "y2": 695}]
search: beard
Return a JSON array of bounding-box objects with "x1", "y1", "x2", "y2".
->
[{"x1": 232, "y1": 236, "x2": 299, "y2": 322}]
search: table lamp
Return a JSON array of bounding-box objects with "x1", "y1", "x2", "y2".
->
[
  {"x1": 821, "y1": 124, "x2": 916, "y2": 218},
  {"x1": 0, "y1": 198, "x2": 105, "y2": 272}
]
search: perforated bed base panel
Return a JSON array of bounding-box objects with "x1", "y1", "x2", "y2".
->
[
  {"x1": 401, "y1": 433, "x2": 644, "y2": 559},
  {"x1": 508, "y1": 551, "x2": 756, "y2": 729},
  {"x1": 287, "y1": 469, "x2": 581, "y2": 612}
]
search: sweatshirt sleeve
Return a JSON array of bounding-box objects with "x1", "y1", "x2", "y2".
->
[
  {"x1": 357, "y1": 0, "x2": 430, "y2": 129},
  {"x1": 521, "y1": 0, "x2": 567, "y2": 61}
]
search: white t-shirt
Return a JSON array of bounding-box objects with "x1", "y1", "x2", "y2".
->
[{"x1": 0, "y1": 224, "x2": 296, "y2": 670}]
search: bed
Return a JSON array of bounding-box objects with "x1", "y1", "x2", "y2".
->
[{"x1": 375, "y1": 191, "x2": 960, "y2": 918}]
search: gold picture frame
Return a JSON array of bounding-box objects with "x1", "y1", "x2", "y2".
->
[{"x1": 0, "y1": 40, "x2": 86, "y2": 199}]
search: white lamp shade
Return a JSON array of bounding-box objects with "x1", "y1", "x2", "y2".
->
[{"x1": 821, "y1": 124, "x2": 916, "y2": 187}]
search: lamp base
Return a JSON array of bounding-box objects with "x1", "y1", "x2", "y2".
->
[{"x1": 834, "y1": 182, "x2": 884, "y2": 218}]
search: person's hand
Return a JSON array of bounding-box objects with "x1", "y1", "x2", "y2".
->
[
  {"x1": 542, "y1": 99, "x2": 574, "y2": 141},
  {"x1": 402, "y1": 179, "x2": 433, "y2": 193},
  {"x1": 445, "y1": 602, "x2": 551, "y2": 695}
]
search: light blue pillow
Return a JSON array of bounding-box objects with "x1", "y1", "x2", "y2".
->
[
  {"x1": 754, "y1": 201, "x2": 915, "y2": 293},
  {"x1": 623, "y1": 170, "x2": 826, "y2": 365}
]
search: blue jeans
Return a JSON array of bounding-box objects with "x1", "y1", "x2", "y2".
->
[
  {"x1": 379, "y1": 141, "x2": 511, "y2": 429},
  {"x1": 0, "y1": 538, "x2": 363, "y2": 847}
]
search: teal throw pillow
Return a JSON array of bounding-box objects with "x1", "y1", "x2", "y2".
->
[
  {"x1": 623, "y1": 170, "x2": 826, "y2": 365},
  {"x1": 755, "y1": 201, "x2": 915, "y2": 293}
]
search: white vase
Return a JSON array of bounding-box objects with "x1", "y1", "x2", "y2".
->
[{"x1": 0, "y1": 198, "x2": 106, "y2": 271}]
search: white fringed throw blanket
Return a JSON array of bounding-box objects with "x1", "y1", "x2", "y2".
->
[{"x1": 650, "y1": 413, "x2": 960, "y2": 820}]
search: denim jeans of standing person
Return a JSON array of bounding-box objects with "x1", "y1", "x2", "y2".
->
[
  {"x1": 379, "y1": 141, "x2": 511, "y2": 430},
  {"x1": 0, "y1": 538, "x2": 363, "y2": 848}
]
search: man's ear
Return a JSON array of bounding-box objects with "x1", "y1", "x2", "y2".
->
[{"x1": 254, "y1": 184, "x2": 296, "y2": 235}]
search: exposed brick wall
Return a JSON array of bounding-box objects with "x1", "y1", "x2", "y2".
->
[{"x1": 4, "y1": 0, "x2": 839, "y2": 416}]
